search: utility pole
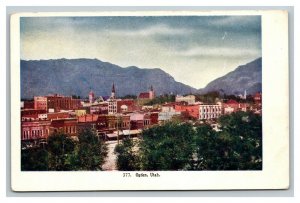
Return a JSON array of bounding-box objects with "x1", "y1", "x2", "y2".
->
[{"x1": 117, "y1": 115, "x2": 119, "y2": 144}]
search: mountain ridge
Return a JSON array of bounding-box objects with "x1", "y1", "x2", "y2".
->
[
  {"x1": 20, "y1": 58, "x2": 197, "y2": 99},
  {"x1": 198, "y1": 57, "x2": 262, "y2": 95}
]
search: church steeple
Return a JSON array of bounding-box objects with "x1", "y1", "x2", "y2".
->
[
  {"x1": 112, "y1": 83, "x2": 115, "y2": 93},
  {"x1": 149, "y1": 85, "x2": 155, "y2": 99},
  {"x1": 111, "y1": 83, "x2": 116, "y2": 98}
]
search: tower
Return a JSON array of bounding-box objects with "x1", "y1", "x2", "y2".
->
[
  {"x1": 149, "y1": 85, "x2": 155, "y2": 99},
  {"x1": 111, "y1": 82, "x2": 116, "y2": 99},
  {"x1": 244, "y1": 90, "x2": 247, "y2": 100},
  {"x1": 108, "y1": 83, "x2": 117, "y2": 114},
  {"x1": 89, "y1": 90, "x2": 95, "y2": 104}
]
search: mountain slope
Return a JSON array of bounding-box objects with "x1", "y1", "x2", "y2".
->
[
  {"x1": 199, "y1": 58, "x2": 262, "y2": 95},
  {"x1": 21, "y1": 58, "x2": 197, "y2": 98}
]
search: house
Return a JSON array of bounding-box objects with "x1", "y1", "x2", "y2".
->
[
  {"x1": 175, "y1": 95, "x2": 195, "y2": 105},
  {"x1": 138, "y1": 85, "x2": 155, "y2": 101}
]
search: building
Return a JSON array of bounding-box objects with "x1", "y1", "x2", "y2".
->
[
  {"x1": 199, "y1": 103, "x2": 222, "y2": 120},
  {"x1": 108, "y1": 83, "x2": 117, "y2": 115},
  {"x1": 175, "y1": 95, "x2": 195, "y2": 105},
  {"x1": 138, "y1": 86, "x2": 155, "y2": 100},
  {"x1": 75, "y1": 109, "x2": 87, "y2": 117},
  {"x1": 21, "y1": 100, "x2": 34, "y2": 109},
  {"x1": 254, "y1": 92, "x2": 262, "y2": 105},
  {"x1": 158, "y1": 111, "x2": 181, "y2": 122},
  {"x1": 77, "y1": 114, "x2": 99, "y2": 134},
  {"x1": 130, "y1": 112, "x2": 151, "y2": 130},
  {"x1": 117, "y1": 99, "x2": 137, "y2": 113},
  {"x1": 175, "y1": 104, "x2": 200, "y2": 119},
  {"x1": 89, "y1": 90, "x2": 95, "y2": 104},
  {"x1": 34, "y1": 94, "x2": 81, "y2": 112},
  {"x1": 150, "y1": 112, "x2": 159, "y2": 125},
  {"x1": 90, "y1": 104, "x2": 108, "y2": 114},
  {"x1": 34, "y1": 96, "x2": 48, "y2": 110},
  {"x1": 47, "y1": 112, "x2": 70, "y2": 120},
  {"x1": 223, "y1": 100, "x2": 250, "y2": 114},
  {"x1": 21, "y1": 120, "x2": 51, "y2": 141},
  {"x1": 49, "y1": 118, "x2": 78, "y2": 136},
  {"x1": 158, "y1": 103, "x2": 181, "y2": 122}
]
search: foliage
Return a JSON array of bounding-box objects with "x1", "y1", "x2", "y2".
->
[
  {"x1": 139, "y1": 122, "x2": 195, "y2": 170},
  {"x1": 223, "y1": 94, "x2": 254, "y2": 103},
  {"x1": 218, "y1": 111, "x2": 262, "y2": 169},
  {"x1": 119, "y1": 95, "x2": 137, "y2": 99},
  {"x1": 21, "y1": 147, "x2": 48, "y2": 171},
  {"x1": 194, "y1": 112, "x2": 262, "y2": 170},
  {"x1": 195, "y1": 91, "x2": 221, "y2": 104},
  {"x1": 114, "y1": 111, "x2": 262, "y2": 171},
  {"x1": 72, "y1": 95, "x2": 81, "y2": 99},
  {"x1": 47, "y1": 132, "x2": 76, "y2": 171},
  {"x1": 115, "y1": 137, "x2": 140, "y2": 171},
  {"x1": 21, "y1": 129, "x2": 108, "y2": 171},
  {"x1": 75, "y1": 128, "x2": 108, "y2": 170},
  {"x1": 145, "y1": 94, "x2": 175, "y2": 105}
]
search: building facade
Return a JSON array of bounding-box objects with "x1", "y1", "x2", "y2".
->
[
  {"x1": 175, "y1": 95, "x2": 196, "y2": 105},
  {"x1": 34, "y1": 94, "x2": 81, "y2": 112},
  {"x1": 199, "y1": 103, "x2": 222, "y2": 120},
  {"x1": 108, "y1": 83, "x2": 117, "y2": 115}
]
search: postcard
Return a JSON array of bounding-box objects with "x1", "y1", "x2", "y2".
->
[{"x1": 10, "y1": 10, "x2": 289, "y2": 191}]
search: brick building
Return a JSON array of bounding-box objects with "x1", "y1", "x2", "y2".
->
[
  {"x1": 175, "y1": 104, "x2": 200, "y2": 119},
  {"x1": 129, "y1": 112, "x2": 151, "y2": 130},
  {"x1": 34, "y1": 94, "x2": 81, "y2": 112},
  {"x1": 21, "y1": 120, "x2": 51, "y2": 141},
  {"x1": 49, "y1": 118, "x2": 78, "y2": 136}
]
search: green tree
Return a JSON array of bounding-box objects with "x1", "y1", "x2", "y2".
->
[
  {"x1": 75, "y1": 128, "x2": 107, "y2": 170},
  {"x1": 115, "y1": 137, "x2": 140, "y2": 170},
  {"x1": 21, "y1": 147, "x2": 48, "y2": 171},
  {"x1": 193, "y1": 112, "x2": 262, "y2": 170},
  {"x1": 218, "y1": 111, "x2": 262, "y2": 169},
  {"x1": 47, "y1": 132, "x2": 76, "y2": 171},
  {"x1": 139, "y1": 122, "x2": 195, "y2": 170}
]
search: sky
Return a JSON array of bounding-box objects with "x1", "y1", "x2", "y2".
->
[{"x1": 20, "y1": 15, "x2": 261, "y2": 89}]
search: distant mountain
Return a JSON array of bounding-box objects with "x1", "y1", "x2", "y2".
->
[
  {"x1": 199, "y1": 58, "x2": 262, "y2": 95},
  {"x1": 21, "y1": 58, "x2": 197, "y2": 99}
]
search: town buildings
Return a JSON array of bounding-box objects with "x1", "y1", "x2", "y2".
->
[{"x1": 21, "y1": 84, "x2": 262, "y2": 146}]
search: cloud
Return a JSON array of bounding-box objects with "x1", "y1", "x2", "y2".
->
[
  {"x1": 208, "y1": 16, "x2": 261, "y2": 32},
  {"x1": 109, "y1": 24, "x2": 192, "y2": 37},
  {"x1": 175, "y1": 46, "x2": 261, "y2": 58}
]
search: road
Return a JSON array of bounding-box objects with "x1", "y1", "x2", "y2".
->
[{"x1": 102, "y1": 140, "x2": 118, "y2": 171}]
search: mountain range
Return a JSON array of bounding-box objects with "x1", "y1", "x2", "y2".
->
[
  {"x1": 199, "y1": 57, "x2": 262, "y2": 95},
  {"x1": 21, "y1": 59, "x2": 197, "y2": 99},
  {"x1": 21, "y1": 57, "x2": 261, "y2": 99}
]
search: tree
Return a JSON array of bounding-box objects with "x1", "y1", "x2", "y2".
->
[
  {"x1": 21, "y1": 147, "x2": 48, "y2": 171},
  {"x1": 75, "y1": 128, "x2": 107, "y2": 170},
  {"x1": 139, "y1": 122, "x2": 195, "y2": 170},
  {"x1": 47, "y1": 132, "x2": 76, "y2": 171},
  {"x1": 218, "y1": 111, "x2": 262, "y2": 170},
  {"x1": 193, "y1": 112, "x2": 262, "y2": 170},
  {"x1": 115, "y1": 137, "x2": 140, "y2": 170}
]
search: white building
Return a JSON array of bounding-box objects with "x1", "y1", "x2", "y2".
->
[
  {"x1": 199, "y1": 103, "x2": 222, "y2": 120},
  {"x1": 108, "y1": 83, "x2": 117, "y2": 115},
  {"x1": 175, "y1": 95, "x2": 196, "y2": 105},
  {"x1": 158, "y1": 111, "x2": 181, "y2": 122}
]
